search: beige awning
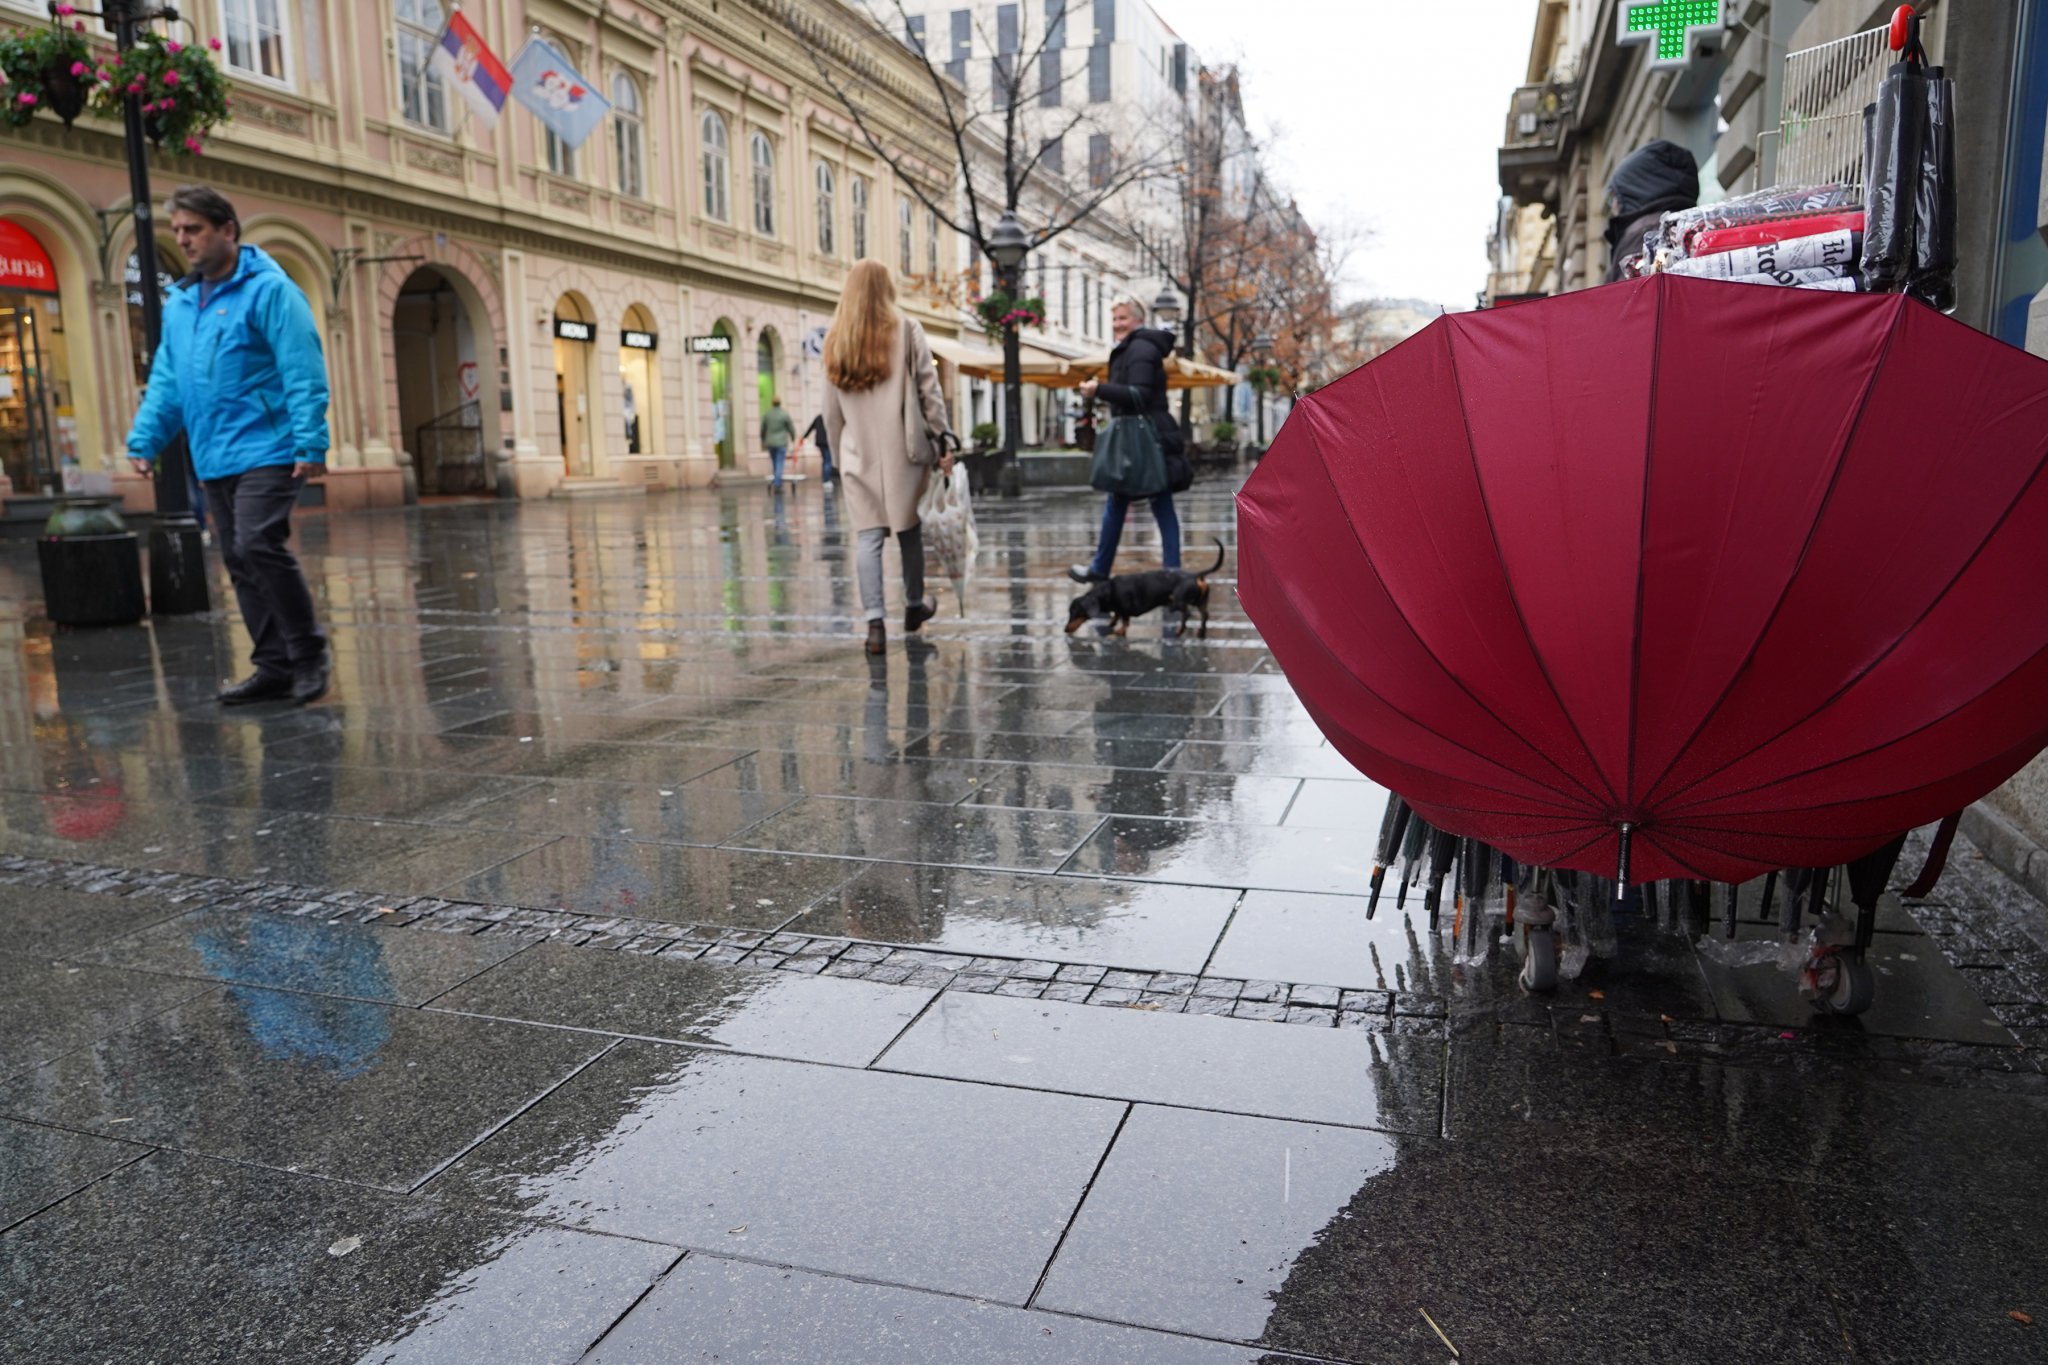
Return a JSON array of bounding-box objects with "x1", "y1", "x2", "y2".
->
[
  {"x1": 946, "y1": 339, "x2": 1074, "y2": 382},
  {"x1": 1048, "y1": 352, "x2": 1241, "y2": 389}
]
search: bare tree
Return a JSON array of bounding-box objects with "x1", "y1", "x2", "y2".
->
[{"x1": 774, "y1": 0, "x2": 1174, "y2": 480}]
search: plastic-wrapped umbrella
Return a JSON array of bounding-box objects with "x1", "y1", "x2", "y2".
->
[{"x1": 1237, "y1": 274, "x2": 2048, "y2": 886}]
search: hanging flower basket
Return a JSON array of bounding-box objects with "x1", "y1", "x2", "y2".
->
[
  {"x1": 0, "y1": 16, "x2": 97, "y2": 129},
  {"x1": 89, "y1": 32, "x2": 232, "y2": 155},
  {"x1": 973, "y1": 290, "x2": 1046, "y2": 341}
]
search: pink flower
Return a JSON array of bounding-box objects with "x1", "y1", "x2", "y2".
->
[
  {"x1": 54, "y1": 2, "x2": 73, "y2": 13},
  {"x1": 162, "y1": 70, "x2": 178, "y2": 86},
  {"x1": 108, "y1": 56, "x2": 120, "y2": 67},
  {"x1": 17, "y1": 92, "x2": 35, "y2": 105},
  {"x1": 166, "y1": 41, "x2": 181, "y2": 53},
  {"x1": 208, "y1": 38, "x2": 221, "y2": 51},
  {"x1": 184, "y1": 136, "x2": 201, "y2": 154},
  {"x1": 159, "y1": 98, "x2": 173, "y2": 109},
  {"x1": 127, "y1": 82, "x2": 141, "y2": 94},
  {"x1": 69, "y1": 62, "x2": 86, "y2": 76},
  {"x1": 95, "y1": 69, "x2": 109, "y2": 81},
  {"x1": 72, "y1": 20, "x2": 83, "y2": 30}
]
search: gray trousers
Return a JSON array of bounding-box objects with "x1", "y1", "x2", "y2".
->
[{"x1": 856, "y1": 524, "x2": 924, "y2": 622}]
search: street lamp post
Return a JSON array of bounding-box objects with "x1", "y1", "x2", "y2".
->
[
  {"x1": 1251, "y1": 333, "x2": 1276, "y2": 450},
  {"x1": 85, "y1": 0, "x2": 209, "y2": 614},
  {"x1": 1151, "y1": 285, "x2": 1183, "y2": 445},
  {"x1": 987, "y1": 211, "x2": 1030, "y2": 499}
]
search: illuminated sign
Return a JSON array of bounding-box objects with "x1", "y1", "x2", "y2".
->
[
  {"x1": 622, "y1": 329, "x2": 657, "y2": 350},
  {"x1": 554, "y1": 317, "x2": 593, "y2": 341},
  {"x1": 686, "y1": 334, "x2": 733, "y2": 354},
  {"x1": 1619, "y1": 0, "x2": 1728, "y2": 68}
]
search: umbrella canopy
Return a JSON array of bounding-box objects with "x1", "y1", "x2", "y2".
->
[
  {"x1": 1237, "y1": 274, "x2": 2048, "y2": 884},
  {"x1": 945, "y1": 339, "x2": 1072, "y2": 383}
]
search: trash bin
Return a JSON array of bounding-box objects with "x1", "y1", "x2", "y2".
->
[{"x1": 38, "y1": 498, "x2": 146, "y2": 627}]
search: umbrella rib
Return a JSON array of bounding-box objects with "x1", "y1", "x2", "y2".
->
[
  {"x1": 1632, "y1": 303, "x2": 1905, "y2": 808},
  {"x1": 1655, "y1": 428, "x2": 2048, "y2": 814},
  {"x1": 1632, "y1": 826, "x2": 1721, "y2": 881},
  {"x1": 1624, "y1": 281, "x2": 1667, "y2": 810},
  {"x1": 1282, "y1": 414, "x2": 1610, "y2": 810},
  {"x1": 1441, "y1": 325, "x2": 1623, "y2": 811}
]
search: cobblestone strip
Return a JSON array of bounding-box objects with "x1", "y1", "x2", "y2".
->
[{"x1": 5, "y1": 853, "x2": 2044, "y2": 1079}]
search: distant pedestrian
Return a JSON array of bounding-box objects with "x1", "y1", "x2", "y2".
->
[
  {"x1": 798, "y1": 411, "x2": 835, "y2": 484},
  {"x1": 127, "y1": 185, "x2": 331, "y2": 706},
  {"x1": 1601, "y1": 140, "x2": 1699, "y2": 283},
  {"x1": 761, "y1": 396, "x2": 797, "y2": 490},
  {"x1": 1070, "y1": 297, "x2": 1185, "y2": 584},
  {"x1": 823, "y1": 259, "x2": 956, "y2": 656}
]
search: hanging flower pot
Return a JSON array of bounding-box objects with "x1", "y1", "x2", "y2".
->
[
  {"x1": 0, "y1": 19, "x2": 97, "y2": 130},
  {"x1": 37, "y1": 58, "x2": 87, "y2": 126},
  {"x1": 87, "y1": 33, "x2": 229, "y2": 153}
]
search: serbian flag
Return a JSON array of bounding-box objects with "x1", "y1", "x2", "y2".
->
[{"x1": 429, "y1": 10, "x2": 511, "y2": 131}]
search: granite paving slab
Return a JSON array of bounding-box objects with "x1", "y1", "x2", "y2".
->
[
  {"x1": 426, "y1": 1042, "x2": 1121, "y2": 1302},
  {"x1": 0, "y1": 1117, "x2": 147, "y2": 1232},
  {"x1": 0, "y1": 958, "x2": 215, "y2": 1081}
]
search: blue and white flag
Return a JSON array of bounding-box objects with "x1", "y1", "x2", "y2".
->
[{"x1": 508, "y1": 38, "x2": 610, "y2": 149}]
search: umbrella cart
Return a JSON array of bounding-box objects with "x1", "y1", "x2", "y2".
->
[{"x1": 1237, "y1": 7, "x2": 2048, "y2": 1019}]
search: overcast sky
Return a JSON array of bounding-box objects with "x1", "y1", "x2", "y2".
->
[{"x1": 1158, "y1": 0, "x2": 1534, "y2": 309}]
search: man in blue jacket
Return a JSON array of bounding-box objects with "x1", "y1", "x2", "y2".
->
[{"x1": 127, "y1": 186, "x2": 331, "y2": 705}]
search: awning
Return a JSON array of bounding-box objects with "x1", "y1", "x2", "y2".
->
[
  {"x1": 1051, "y1": 352, "x2": 1241, "y2": 389},
  {"x1": 945, "y1": 339, "x2": 1074, "y2": 382}
]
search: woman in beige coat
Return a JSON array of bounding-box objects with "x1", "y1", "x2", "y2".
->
[{"x1": 823, "y1": 260, "x2": 956, "y2": 655}]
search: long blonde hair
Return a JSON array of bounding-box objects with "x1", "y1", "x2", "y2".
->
[{"x1": 825, "y1": 259, "x2": 900, "y2": 393}]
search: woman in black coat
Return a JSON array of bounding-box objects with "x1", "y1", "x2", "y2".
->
[{"x1": 1069, "y1": 297, "x2": 1185, "y2": 583}]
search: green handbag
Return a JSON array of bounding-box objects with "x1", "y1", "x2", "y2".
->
[{"x1": 1089, "y1": 414, "x2": 1168, "y2": 497}]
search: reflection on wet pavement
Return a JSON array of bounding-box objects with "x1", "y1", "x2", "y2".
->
[{"x1": 0, "y1": 483, "x2": 2042, "y2": 1362}]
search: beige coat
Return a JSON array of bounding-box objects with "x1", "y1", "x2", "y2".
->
[{"x1": 824, "y1": 317, "x2": 952, "y2": 533}]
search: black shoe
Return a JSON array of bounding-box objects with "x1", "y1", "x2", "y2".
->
[
  {"x1": 291, "y1": 660, "x2": 331, "y2": 707},
  {"x1": 219, "y1": 673, "x2": 294, "y2": 705},
  {"x1": 904, "y1": 597, "x2": 936, "y2": 633},
  {"x1": 864, "y1": 622, "x2": 886, "y2": 656},
  {"x1": 1068, "y1": 564, "x2": 1107, "y2": 584}
]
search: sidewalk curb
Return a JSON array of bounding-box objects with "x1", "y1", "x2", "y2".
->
[{"x1": 1960, "y1": 801, "x2": 2048, "y2": 955}]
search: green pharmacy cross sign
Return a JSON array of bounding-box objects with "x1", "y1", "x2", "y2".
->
[{"x1": 1621, "y1": 0, "x2": 1727, "y2": 66}]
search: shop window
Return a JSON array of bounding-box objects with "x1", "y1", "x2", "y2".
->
[
  {"x1": 750, "y1": 131, "x2": 776, "y2": 237},
  {"x1": 815, "y1": 162, "x2": 836, "y2": 255},
  {"x1": 620, "y1": 304, "x2": 659, "y2": 457},
  {"x1": 395, "y1": 0, "x2": 448, "y2": 133},
  {"x1": 219, "y1": 0, "x2": 288, "y2": 85},
  {"x1": 612, "y1": 71, "x2": 644, "y2": 198},
  {"x1": 701, "y1": 110, "x2": 731, "y2": 222}
]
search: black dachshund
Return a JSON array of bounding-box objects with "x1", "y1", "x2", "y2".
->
[{"x1": 1066, "y1": 539, "x2": 1225, "y2": 639}]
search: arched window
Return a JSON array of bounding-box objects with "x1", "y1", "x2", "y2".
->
[
  {"x1": 701, "y1": 110, "x2": 730, "y2": 222},
  {"x1": 612, "y1": 71, "x2": 644, "y2": 199},
  {"x1": 850, "y1": 177, "x2": 869, "y2": 259},
  {"x1": 814, "y1": 162, "x2": 836, "y2": 255},
  {"x1": 750, "y1": 131, "x2": 776, "y2": 237},
  {"x1": 898, "y1": 197, "x2": 913, "y2": 275}
]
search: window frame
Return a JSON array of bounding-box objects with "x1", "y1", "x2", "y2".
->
[
  {"x1": 612, "y1": 70, "x2": 645, "y2": 199},
  {"x1": 395, "y1": 0, "x2": 450, "y2": 134},
  {"x1": 701, "y1": 108, "x2": 732, "y2": 223},
  {"x1": 218, "y1": 0, "x2": 292, "y2": 89},
  {"x1": 926, "y1": 208, "x2": 939, "y2": 278},
  {"x1": 815, "y1": 161, "x2": 836, "y2": 255},
  {"x1": 750, "y1": 130, "x2": 777, "y2": 238},
  {"x1": 850, "y1": 177, "x2": 869, "y2": 259},
  {"x1": 898, "y1": 197, "x2": 914, "y2": 276}
]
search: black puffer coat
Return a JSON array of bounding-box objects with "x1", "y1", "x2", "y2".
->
[{"x1": 1094, "y1": 326, "x2": 1185, "y2": 455}]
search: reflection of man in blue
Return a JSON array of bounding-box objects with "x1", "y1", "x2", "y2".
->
[{"x1": 195, "y1": 916, "x2": 393, "y2": 1078}]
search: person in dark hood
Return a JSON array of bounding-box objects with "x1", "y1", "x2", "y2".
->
[
  {"x1": 1069, "y1": 297, "x2": 1186, "y2": 583},
  {"x1": 1602, "y1": 139, "x2": 1699, "y2": 283}
]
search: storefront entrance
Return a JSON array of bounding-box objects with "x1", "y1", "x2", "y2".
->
[
  {"x1": 0, "y1": 221, "x2": 73, "y2": 496},
  {"x1": 553, "y1": 293, "x2": 597, "y2": 477},
  {"x1": 620, "y1": 304, "x2": 658, "y2": 456},
  {"x1": 393, "y1": 266, "x2": 489, "y2": 495},
  {"x1": 708, "y1": 319, "x2": 736, "y2": 470}
]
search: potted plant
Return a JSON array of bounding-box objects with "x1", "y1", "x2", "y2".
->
[
  {"x1": 1209, "y1": 419, "x2": 1239, "y2": 452},
  {"x1": 0, "y1": 12, "x2": 97, "y2": 128},
  {"x1": 973, "y1": 290, "x2": 1045, "y2": 341},
  {"x1": 89, "y1": 30, "x2": 232, "y2": 154},
  {"x1": 970, "y1": 421, "x2": 1000, "y2": 452}
]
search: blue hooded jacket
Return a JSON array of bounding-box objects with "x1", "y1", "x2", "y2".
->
[{"x1": 126, "y1": 244, "x2": 330, "y2": 480}]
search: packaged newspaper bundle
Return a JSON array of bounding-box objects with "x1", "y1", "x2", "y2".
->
[{"x1": 1664, "y1": 227, "x2": 1863, "y2": 290}]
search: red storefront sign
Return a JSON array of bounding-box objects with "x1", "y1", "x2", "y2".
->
[{"x1": 0, "y1": 219, "x2": 57, "y2": 294}]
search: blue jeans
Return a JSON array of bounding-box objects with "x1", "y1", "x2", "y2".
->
[
  {"x1": 769, "y1": 445, "x2": 788, "y2": 487},
  {"x1": 1089, "y1": 491, "x2": 1180, "y2": 577}
]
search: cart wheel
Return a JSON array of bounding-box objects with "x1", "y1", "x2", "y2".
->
[
  {"x1": 1825, "y1": 958, "x2": 1876, "y2": 1015},
  {"x1": 1520, "y1": 930, "x2": 1558, "y2": 992}
]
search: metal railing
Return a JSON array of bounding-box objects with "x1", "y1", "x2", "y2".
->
[
  {"x1": 415, "y1": 401, "x2": 488, "y2": 496},
  {"x1": 1765, "y1": 26, "x2": 1890, "y2": 194}
]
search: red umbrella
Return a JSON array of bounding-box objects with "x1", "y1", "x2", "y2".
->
[{"x1": 1238, "y1": 274, "x2": 2048, "y2": 885}]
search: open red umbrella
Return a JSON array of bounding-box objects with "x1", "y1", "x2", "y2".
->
[{"x1": 1238, "y1": 274, "x2": 2048, "y2": 885}]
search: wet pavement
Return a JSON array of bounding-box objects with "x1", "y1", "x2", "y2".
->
[{"x1": 1, "y1": 478, "x2": 2045, "y2": 1362}]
